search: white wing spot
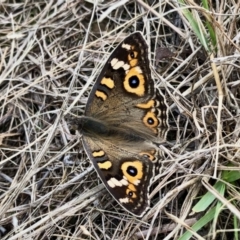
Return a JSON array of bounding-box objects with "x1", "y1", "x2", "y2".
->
[
  {"x1": 135, "y1": 66, "x2": 143, "y2": 73},
  {"x1": 112, "y1": 178, "x2": 122, "y2": 186},
  {"x1": 119, "y1": 197, "x2": 129, "y2": 203},
  {"x1": 112, "y1": 60, "x2": 125, "y2": 70},
  {"x1": 123, "y1": 63, "x2": 130, "y2": 71},
  {"x1": 122, "y1": 43, "x2": 131, "y2": 50},
  {"x1": 120, "y1": 178, "x2": 128, "y2": 186},
  {"x1": 133, "y1": 179, "x2": 140, "y2": 185},
  {"x1": 107, "y1": 177, "x2": 128, "y2": 188},
  {"x1": 111, "y1": 58, "x2": 118, "y2": 67},
  {"x1": 107, "y1": 179, "x2": 115, "y2": 188}
]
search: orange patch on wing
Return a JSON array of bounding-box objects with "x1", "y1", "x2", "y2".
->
[
  {"x1": 121, "y1": 161, "x2": 143, "y2": 184},
  {"x1": 143, "y1": 111, "x2": 158, "y2": 133},
  {"x1": 139, "y1": 151, "x2": 155, "y2": 161},
  {"x1": 129, "y1": 59, "x2": 138, "y2": 67},
  {"x1": 128, "y1": 51, "x2": 138, "y2": 67},
  {"x1": 136, "y1": 100, "x2": 155, "y2": 109},
  {"x1": 128, "y1": 183, "x2": 137, "y2": 192},
  {"x1": 95, "y1": 90, "x2": 107, "y2": 101},
  {"x1": 92, "y1": 150, "x2": 105, "y2": 157},
  {"x1": 101, "y1": 77, "x2": 114, "y2": 89},
  {"x1": 98, "y1": 161, "x2": 112, "y2": 170},
  {"x1": 124, "y1": 67, "x2": 145, "y2": 96},
  {"x1": 127, "y1": 188, "x2": 137, "y2": 198}
]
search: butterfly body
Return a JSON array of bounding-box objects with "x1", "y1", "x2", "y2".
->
[{"x1": 74, "y1": 32, "x2": 169, "y2": 217}]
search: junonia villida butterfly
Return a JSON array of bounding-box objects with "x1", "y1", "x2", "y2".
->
[{"x1": 73, "y1": 32, "x2": 169, "y2": 217}]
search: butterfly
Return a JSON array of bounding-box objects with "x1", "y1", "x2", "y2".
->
[{"x1": 73, "y1": 32, "x2": 169, "y2": 217}]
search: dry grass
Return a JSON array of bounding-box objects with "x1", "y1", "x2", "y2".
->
[{"x1": 1, "y1": 0, "x2": 240, "y2": 239}]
